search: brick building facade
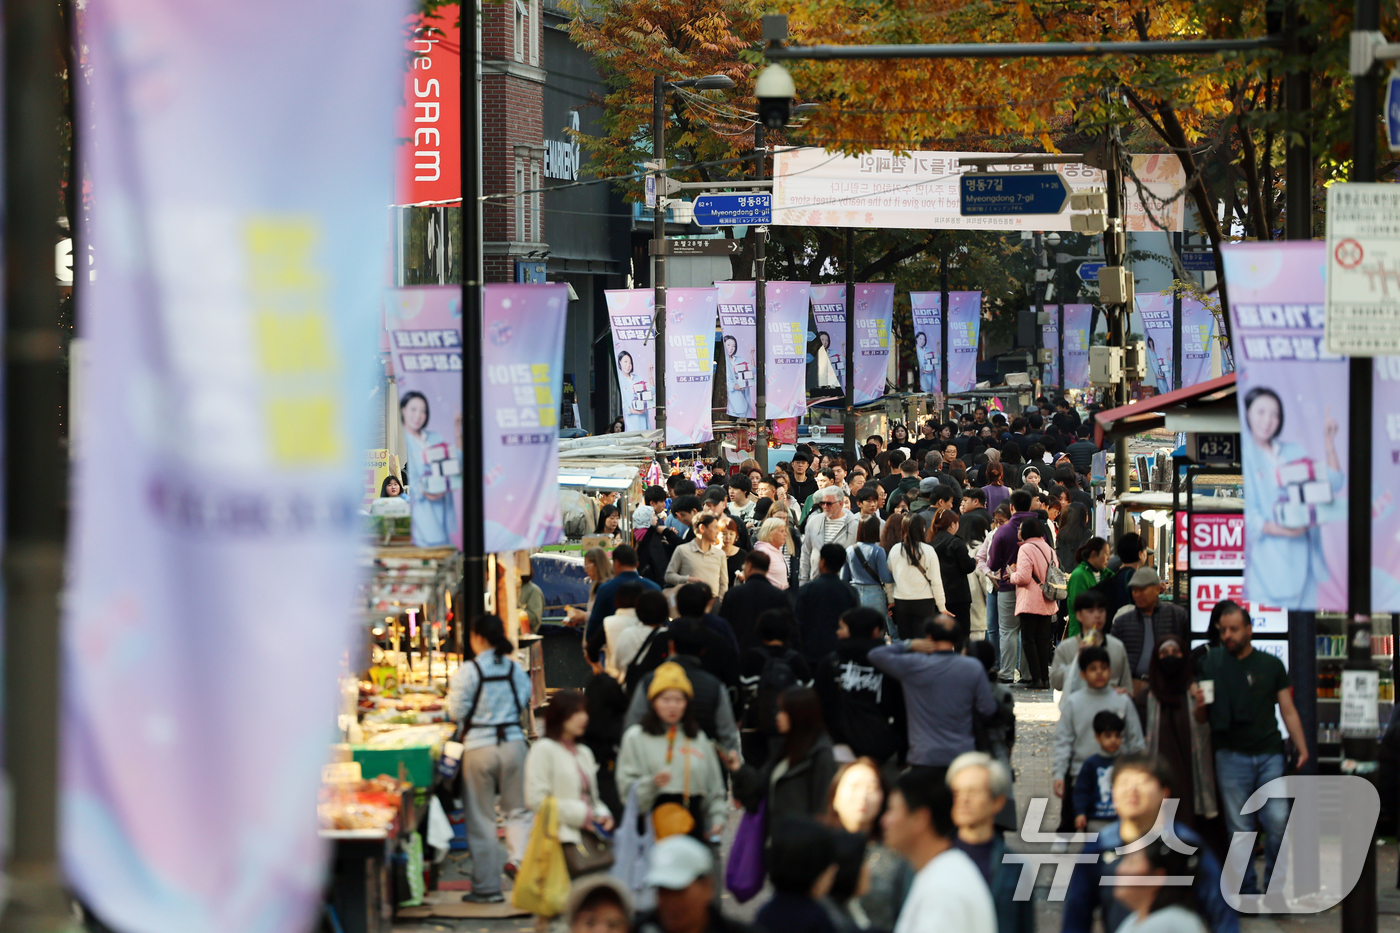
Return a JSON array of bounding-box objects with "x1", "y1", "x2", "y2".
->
[{"x1": 482, "y1": 0, "x2": 546, "y2": 282}]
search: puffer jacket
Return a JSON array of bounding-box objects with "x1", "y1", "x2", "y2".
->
[{"x1": 1008, "y1": 537, "x2": 1060, "y2": 615}]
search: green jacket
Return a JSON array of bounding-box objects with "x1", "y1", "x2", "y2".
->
[{"x1": 1064, "y1": 563, "x2": 1110, "y2": 638}]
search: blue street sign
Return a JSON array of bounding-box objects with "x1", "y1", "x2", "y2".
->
[
  {"x1": 694, "y1": 193, "x2": 771, "y2": 226},
  {"x1": 959, "y1": 172, "x2": 1070, "y2": 216},
  {"x1": 1386, "y1": 70, "x2": 1400, "y2": 152},
  {"x1": 1077, "y1": 261, "x2": 1105, "y2": 282},
  {"x1": 1179, "y1": 251, "x2": 1215, "y2": 273}
]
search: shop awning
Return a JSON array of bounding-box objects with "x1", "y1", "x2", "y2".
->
[{"x1": 1093, "y1": 374, "x2": 1237, "y2": 445}]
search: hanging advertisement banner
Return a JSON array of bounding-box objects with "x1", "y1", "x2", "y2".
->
[
  {"x1": 664, "y1": 287, "x2": 719, "y2": 446},
  {"x1": 766, "y1": 281, "x2": 811, "y2": 420},
  {"x1": 854, "y1": 283, "x2": 894, "y2": 404},
  {"x1": 1063, "y1": 304, "x2": 1093, "y2": 391},
  {"x1": 1174, "y1": 512, "x2": 1245, "y2": 571},
  {"x1": 482, "y1": 283, "x2": 568, "y2": 551},
  {"x1": 1136, "y1": 294, "x2": 1174, "y2": 393},
  {"x1": 604, "y1": 289, "x2": 657, "y2": 432},
  {"x1": 1181, "y1": 297, "x2": 1217, "y2": 388},
  {"x1": 386, "y1": 287, "x2": 464, "y2": 550},
  {"x1": 772, "y1": 148, "x2": 1185, "y2": 232},
  {"x1": 1041, "y1": 307, "x2": 1059, "y2": 387},
  {"x1": 1224, "y1": 242, "x2": 1349, "y2": 612},
  {"x1": 1136, "y1": 295, "x2": 1219, "y2": 394},
  {"x1": 395, "y1": 5, "x2": 460, "y2": 205},
  {"x1": 810, "y1": 284, "x2": 848, "y2": 390},
  {"x1": 1373, "y1": 358, "x2": 1400, "y2": 609},
  {"x1": 67, "y1": 2, "x2": 401, "y2": 931},
  {"x1": 1189, "y1": 576, "x2": 1289, "y2": 635},
  {"x1": 946, "y1": 291, "x2": 982, "y2": 393},
  {"x1": 910, "y1": 292, "x2": 942, "y2": 394},
  {"x1": 718, "y1": 281, "x2": 757, "y2": 420}
]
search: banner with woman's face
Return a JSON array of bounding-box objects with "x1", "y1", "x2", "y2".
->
[
  {"x1": 1062, "y1": 304, "x2": 1093, "y2": 391},
  {"x1": 911, "y1": 292, "x2": 943, "y2": 394},
  {"x1": 604, "y1": 289, "x2": 657, "y2": 432},
  {"x1": 664, "y1": 287, "x2": 719, "y2": 446},
  {"x1": 717, "y1": 281, "x2": 757, "y2": 419},
  {"x1": 810, "y1": 284, "x2": 847, "y2": 391}
]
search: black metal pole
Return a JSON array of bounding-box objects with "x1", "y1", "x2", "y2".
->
[
  {"x1": 844, "y1": 229, "x2": 856, "y2": 461},
  {"x1": 940, "y1": 242, "x2": 949, "y2": 399},
  {"x1": 754, "y1": 125, "x2": 768, "y2": 471},
  {"x1": 1105, "y1": 139, "x2": 1130, "y2": 533},
  {"x1": 1172, "y1": 232, "x2": 1183, "y2": 391},
  {"x1": 1057, "y1": 250, "x2": 1065, "y2": 395},
  {"x1": 1033, "y1": 232, "x2": 1045, "y2": 397},
  {"x1": 461, "y1": 0, "x2": 486, "y2": 621},
  {"x1": 0, "y1": 0, "x2": 67, "y2": 927},
  {"x1": 652, "y1": 76, "x2": 667, "y2": 438}
]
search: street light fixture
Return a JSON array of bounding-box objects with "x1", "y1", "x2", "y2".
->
[{"x1": 670, "y1": 74, "x2": 736, "y2": 91}]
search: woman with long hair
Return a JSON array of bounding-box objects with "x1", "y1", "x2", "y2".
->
[
  {"x1": 1008, "y1": 517, "x2": 1059, "y2": 689},
  {"x1": 1064, "y1": 536, "x2": 1111, "y2": 639},
  {"x1": 400, "y1": 389, "x2": 460, "y2": 548},
  {"x1": 889, "y1": 422, "x2": 910, "y2": 449},
  {"x1": 842, "y1": 516, "x2": 893, "y2": 614},
  {"x1": 981, "y1": 461, "x2": 1010, "y2": 514},
  {"x1": 721, "y1": 517, "x2": 749, "y2": 586},
  {"x1": 886, "y1": 513, "x2": 947, "y2": 640},
  {"x1": 880, "y1": 511, "x2": 906, "y2": 557},
  {"x1": 729, "y1": 687, "x2": 837, "y2": 837},
  {"x1": 975, "y1": 504, "x2": 1011, "y2": 656},
  {"x1": 595, "y1": 504, "x2": 623, "y2": 545},
  {"x1": 930, "y1": 509, "x2": 978, "y2": 640},
  {"x1": 567, "y1": 546, "x2": 614, "y2": 627},
  {"x1": 446, "y1": 614, "x2": 533, "y2": 902},
  {"x1": 821, "y1": 759, "x2": 914, "y2": 933},
  {"x1": 960, "y1": 509, "x2": 994, "y2": 640},
  {"x1": 523, "y1": 690, "x2": 615, "y2": 885},
  {"x1": 1133, "y1": 634, "x2": 1218, "y2": 834}
]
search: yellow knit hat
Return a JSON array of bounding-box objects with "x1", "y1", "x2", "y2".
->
[{"x1": 648, "y1": 662, "x2": 694, "y2": 701}]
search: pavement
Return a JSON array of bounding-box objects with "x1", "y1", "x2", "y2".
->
[{"x1": 394, "y1": 686, "x2": 1400, "y2": 933}]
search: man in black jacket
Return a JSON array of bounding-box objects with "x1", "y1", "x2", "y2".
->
[
  {"x1": 793, "y1": 544, "x2": 861, "y2": 663},
  {"x1": 815, "y1": 606, "x2": 906, "y2": 765},
  {"x1": 717, "y1": 550, "x2": 792, "y2": 651},
  {"x1": 788, "y1": 451, "x2": 819, "y2": 503},
  {"x1": 623, "y1": 618, "x2": 741, "y2": 754}
]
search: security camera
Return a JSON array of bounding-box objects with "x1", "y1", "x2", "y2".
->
[{"x1": 754, "y1": 64, "x2": 795, "y2": 130}]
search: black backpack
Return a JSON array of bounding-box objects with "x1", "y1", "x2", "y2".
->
[{"x1": 748, "y1": 648, "x2": 800, "y2": 735}]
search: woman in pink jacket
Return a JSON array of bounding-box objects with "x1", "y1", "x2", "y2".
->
[{"x1": 1008, "y1": 516, "x2": 1059, "y2": 689}]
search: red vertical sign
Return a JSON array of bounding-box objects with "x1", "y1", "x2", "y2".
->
[{"x1": 395, "y1": 7, "x2": 461, "y2": 204}]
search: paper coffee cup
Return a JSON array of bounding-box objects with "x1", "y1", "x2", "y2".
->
[{"x1": 1199, "y1": 680, "x2": 1215, "y2": 704}]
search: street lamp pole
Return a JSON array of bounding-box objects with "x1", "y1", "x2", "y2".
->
[
  {"x1": 652, "y1": 75, "x2": 667, "y2": 438},
  {"x1": 753, "y1": 124, "x2": 769, "y2": 471}
]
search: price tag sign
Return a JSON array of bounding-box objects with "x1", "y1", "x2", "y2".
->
[
  {"x1": 322, "y1": 761, "x2": 363, "y2": 786},
  {"x1": 1342, "y1": 669, "x2": 1380, "y2": 738}
]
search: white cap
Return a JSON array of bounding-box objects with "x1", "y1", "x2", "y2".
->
[{"x1": 644, "y1": 835, "x2": 714, "y2": 890}]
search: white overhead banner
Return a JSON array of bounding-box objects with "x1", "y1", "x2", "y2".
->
[{"x1": 771, "y1": 149, "x2": 1185, "y2": 232}]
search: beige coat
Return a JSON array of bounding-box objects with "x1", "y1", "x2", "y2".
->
[{"x1": 523, "y1": 737, "x2": 612, "y2": 844}]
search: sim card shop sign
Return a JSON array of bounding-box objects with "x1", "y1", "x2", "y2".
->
[
  {"x1": 395, "y1": 6, "x2": 461, "y2": 205},
  {"x1": 1175, "y1": 512, "x2": 1245, "y2": 571},
  {"x1": 1190, "y1": 576, "x2": 1288, "y2": 635}
]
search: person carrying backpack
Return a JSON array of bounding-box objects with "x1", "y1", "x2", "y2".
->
[{"x1": 738, "y1": 609, "x2": 813, "y2": 765}]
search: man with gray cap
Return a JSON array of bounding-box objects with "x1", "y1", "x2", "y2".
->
[
  {"x1": 635, "y1": 836, "x2": 758, "y2": 933},
  {"x1": 799, "y1": 485, "x2": 858, "y2": 584},
  {"x1": 1109, "y1": 565, "x2": 1188, "y2": 695}
]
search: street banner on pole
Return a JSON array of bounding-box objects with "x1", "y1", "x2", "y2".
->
[
  {"x1": 718, "y1": 281, "x2": 757, "y2": 419},
  {"x1": 482, "y1": 283, "x2": 568, "y2": 551},
  {"x1": 387, "y1": 287, "x2": 464, "y2": 550},
  {"x1": 1374, "y1": 358, "x2": 1400, "y2": 608},
  {"x1": 910, "y1": 292, "x2": 943, "y2": 394},
  {"x1": 67, "y1": 1, "x2": 402, "y2": 931},
  {"x1": 810, "y1": 285, "x2": 847, "y2": 390},
  {"x1": 1224, "y1": 242, "x2": 1349, "y2": 612},
  {"x1": 664, "y1": 287, "x2": 719, "y2": 446},
  {"x1": 946, "y1": 291, "x2": 983, "y2": 393},
  {"x1": 1063, "y1": 304, "x2": 1093, "y2": 391},
  {"x1": 854, "y1": 283, "x2": 895, "y2": 404},
  {"x1": 1136, "y1": 294, "x2": 1175, "y2": 394},
  {"x1": 765, "y1": 282, "x2": 811, "y2": 420},
  {"x1": 395, "y1": 5, "x2": 460, "y2": 205},
  {"x1": 1041, "y1": 307, "x2": 1059, "y2": 387},
  {"x1": 605, "y1": 289, "x2": 657, "y2": 432},
  {"x1": 1181, "y1": 297, "x2": 1217, "y2": 387}
]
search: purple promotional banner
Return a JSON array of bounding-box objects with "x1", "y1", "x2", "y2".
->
[
  {"x1": 1182, "y1": 297, "x2": 1217, "y2": 387},
  {"x1": 1137, "y1": 293, "x2": 1175, "y2": 393},
  {"x1": 482, "y1": 283, "x2": 568, "y2": 552},
  {"x1": 1139, "y1": 294, "x2": 1219, "y2": 392},
  {"x1": 665, "y1": 287, "x2": 719, "y2": 446},
  {"x1": 1041, "y1": 308, "x2": 1059, "y2": 387},
  {"x1": 910, "y1": 292, "x2": 942, "y2": 394},
  {"x1": 810, "y1": 285, "x2": 847, "y2": 390},
  {"x1": 854, "y1": 283, "x2": 894, "y2": 404},
  {"x1": 67, "y1": 1, "x2": 401, "y2": 931},
  {"x1": 1374, "y1": 359, "x2": 1400, "y2": 609},
  {"x1": 1063, "y1": 304, "x2": 1093, "y2": 391},
  {"x1": 947, "y1": 291, "x2": 982, "y2": 393},
  {"x1": 718, "y1": 281, "x2": 757, "y2": 419},
  {"x1": 387, "y1": 287, "x2": 464, "y2": 550},
  {"x1": 766, "y1": 281, "x2": 811, "y2": 420},
  {"x1": 605, "y1": 289, "x2": 657, "y2": 431},
  {"x1": 1225, "y1": 242, "x2": 1348, "y2": 612}
]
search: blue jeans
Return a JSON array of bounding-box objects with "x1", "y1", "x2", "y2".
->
[
  {"x1": 996, "y1": 590, "x2": 1020, "y2": 680},
  {"x1": 1214, "y1": 749, "x2": 1290, "y2": 894}
]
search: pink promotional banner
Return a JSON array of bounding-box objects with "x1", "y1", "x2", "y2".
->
[
  {"x1": 810, "y1": 284, "x2": 847, "y2": 390},
  {"x1": 665, "y1": 287, "x2": 719, "y2": 446},
  {"x1": 1374, "y1": 358, "x2": 1400, "y2": 609},
  {"x1": 1181, "y1": 297, "x2": 1217, "y2": 387},
  {"x1": 853, "y1": 283, "x2": 894, "y2": 404},
  {"x1": 947, "y1": 291, "x2": 982, "y2": 393},
  {"x1": 1063, "y1": 304, "x2": 1093, "y2": 391},
  {"x1": 482, "y1": 283, "x2": 568, "y2": 552},
  {"x1": 718, "y1": 281, "x2": 757, "y2": 419},
  {"x1": 1137, "y1": 293, "x2": 1175, "y2": 393},
  {"x1": 766, "y1": 281, "x2": 811, "y2": 419},
  {"x1": 911, "y1": 292, "x2": 942, "y2": 394},
  {"x1": 1224, "y1": 242, "x2": 1349, "y2": 612},
  {"x1": 67, "y1": 0, "x2": 402, "y2": 931},
  {"x1": 1041, "y1": 309, "x2": 1059, "y2": 387},
  {"x1": 1138, "y1": 294, "x2": 1218, "y2": 393},
  {"x1": 605, "y1": 289, "x2": 657, "y2": 431}
]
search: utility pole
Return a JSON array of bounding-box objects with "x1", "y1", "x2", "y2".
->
[
  {"x1": 1171, "y1": 231, "x2": 1183, "y2": 391},
  {"x1": 844, "y1": 230, "x2": 857, "y2": 461},
  {"x1": 754, "y1": 125, "x2": 769, "y2": 471},
  {"x1": 0, "y1": 0, "x2": 69, "y2": 928},
  {"x1": 1103, "y1": 134, "x2": 1131, "y2": 529},
  {"x1": 652, "y1": 75, "x2": 667, "y2": 437},
  {"x1": 1032, "y1": 231, "x2": 1046, "y2": 397},
  {"x1": 460, "y1": 0, "x2": 486, "y2": 625},
  {"x1": 940, "y1": 242, "x2": 949, "y2": 401}
]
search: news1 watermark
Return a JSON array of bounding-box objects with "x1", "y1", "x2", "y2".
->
[{"x1": 1004, "y1": 777, "x2": 1381, "y2": 913}]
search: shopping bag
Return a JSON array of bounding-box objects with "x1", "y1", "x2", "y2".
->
[
  {"x1": 725, "y1": 800, "x2": 766, "y2": 903},
  {"x1": 511, "y1": 797, "x2": 571, "y2": 917},
  {"x1": 610, "y1": 784, "x2": 654, "y2": 894}
]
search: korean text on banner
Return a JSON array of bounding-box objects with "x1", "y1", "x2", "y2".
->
[
  {"x1": 396, "y1": 5, "x2": 460, "y2": 205},
  {"x1": 718, "y1": 281, "x2": 757, "y2": 419},
  {"x1": 665, "y1": 288, "x2": 719, "y2": 446},
  {"x1": 1063, "y1": 304, "x2": 1093, "y2": 391},
  {"x1": 1181, "y1": 298, "x2": 1217, "y2": 387},
  {"x1": 854, "y1": 284, "x2": 894, "y2": 404},
  {"x1": 809, "y1": 285, "x2": 847, "y2": 391},
  {"x1": 387, "y1": 287, "x2": 464, "y2": 550},
  {"x1": 946, "y1": 292, "x2": 982, "y2": 393},
  {"x1": 1174, "y1": 512, "x2": 1245, "y2": 571},
  {"x1": 1041, "y1": 309, "x2": 1059, "y2": 387},
  {"x1": 766, "y1": 282, "x2": 811, "y2": 420},
  {"x1": 1224, "y1": 242, "x2": 1349, "y2": 612},
  {"x1": 605, "y1": 289, "x2": 657, "y2": 432},
  {"x1": 911, "y1": 292, "x2": 942, "y2": 394},
  {"x1": 772, "y1": 149, "x2": 1185, "y2": 232},
  {"x1": 1136, "y1": 294, "x2": 1175, "y2": 394},
  {"x1": 66, "y1": 2, "x2": 403, "y2": 932},
  {"x1": 1190, "y1": 576, "x2": 1288, "y2": 635},
  {"x1": 482, "y1": 284, "x2": 567, "y2": 551}
]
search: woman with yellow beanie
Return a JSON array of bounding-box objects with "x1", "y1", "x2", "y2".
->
[{"x1": 616, "y1": 662, "x2": 731, "y2": 844}]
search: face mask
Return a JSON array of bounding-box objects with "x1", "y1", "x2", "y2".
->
[{"x1": 1157, "y1": 655, "x2": 1186, "y2": 679}]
